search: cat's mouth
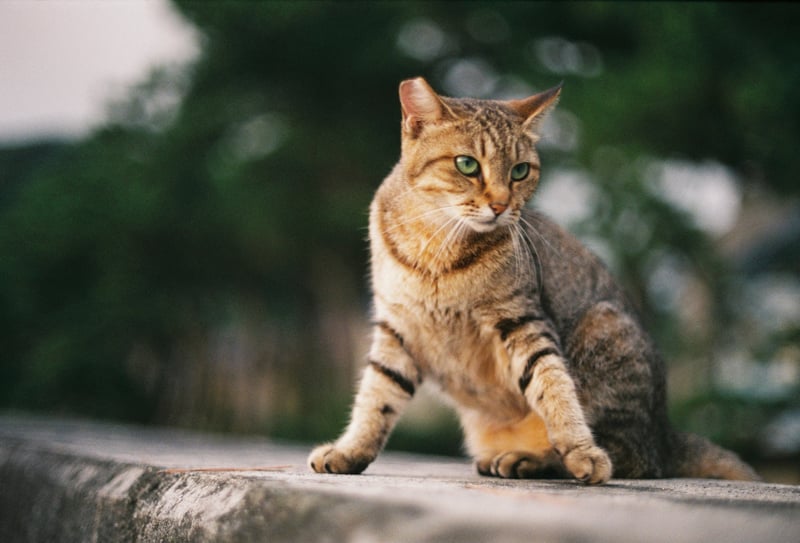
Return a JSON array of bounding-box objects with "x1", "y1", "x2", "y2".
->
[{"x1": 469, "y1": 216, "x2": 503, "y2": 233}]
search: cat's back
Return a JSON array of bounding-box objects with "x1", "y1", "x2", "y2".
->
[{"x1": 521, "y1": 209, "x2": 632, "y2": 337}]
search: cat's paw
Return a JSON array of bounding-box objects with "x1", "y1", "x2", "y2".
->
[
  {"x1": 476, "y1": 451, "x2": 555, "y2": 479},
  {"x1": 308, "y1": 443, "x2": 371, "y2": 474},
  {"x1": 559, "y1": 443, "x2": 612, "y2": 484}
]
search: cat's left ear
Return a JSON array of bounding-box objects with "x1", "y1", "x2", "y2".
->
[
  {"x1": 399, "y1": 77, "x2": 451, "y2": 136},
  {"x1": 506, "y1": 83, "x2": 563, "y2": 132}
]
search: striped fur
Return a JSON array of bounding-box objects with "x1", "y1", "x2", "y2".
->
[{"x1": 309, "y1": 78, "x2": 759, "y2": 483}]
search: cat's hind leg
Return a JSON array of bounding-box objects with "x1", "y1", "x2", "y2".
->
[
  {"x1": 476, "y1": 450, "x2": 565, "y2": 479},
  {"x1": 565, "y1": 301, "x2": 669, "y2": 478},
  {"x1": 462, "y1": 410, "x2": 568, "y2": 479}
]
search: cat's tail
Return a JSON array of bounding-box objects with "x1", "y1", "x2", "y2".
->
[{"x1": 670, "y1": 431, "x2": 761, "y2": 481}]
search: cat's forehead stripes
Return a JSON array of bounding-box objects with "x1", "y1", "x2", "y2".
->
[
  {"x1": 472, "y1": 107, "x2": 518, "y2": 158},
  {"x1": 448, "y1": 100, "x2": 536, "y2": 164}
]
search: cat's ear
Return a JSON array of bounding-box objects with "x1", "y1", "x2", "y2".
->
[
  {"x1": 507, "y1": 83, "x2": 563, "y2": 131},
  {"x1": 399, "y1": 77, "x2": 449, "y2": 136}
]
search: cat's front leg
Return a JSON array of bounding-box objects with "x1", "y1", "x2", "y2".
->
[
  {"x1": 527, "y1": 355, "x2": 613, "y2": 484},
  {"x1": 309, "y1": 321, "x2": 420, "y2": 474},
  {"x1": 497, "y1": 314, "x2": 612, "y2": 484}
]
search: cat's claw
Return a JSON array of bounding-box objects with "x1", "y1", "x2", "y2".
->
[
  {"x1": 476, "y1": 451, "x2": 558, "y2": 479},
  {"x1": 560, "y1": 443, "x2": 612, "y2": 484},
  {"x1": 308, "y1": 443, "x2": 371, "y2": 474}
]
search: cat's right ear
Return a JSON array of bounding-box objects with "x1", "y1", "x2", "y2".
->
[{"x1": 399, "y1": 77, "x2": 447, "y2": 136}]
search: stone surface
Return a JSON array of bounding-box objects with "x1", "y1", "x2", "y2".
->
[{"x1": 1, "y1": 413, "x2": 798, "y2": 542}]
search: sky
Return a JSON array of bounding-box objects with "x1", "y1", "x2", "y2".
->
[{"x1": 0, "y1": 0, "x2": 199, "y2": 144}]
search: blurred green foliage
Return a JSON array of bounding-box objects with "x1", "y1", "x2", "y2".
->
[{"x1": 1, "y1": 2, "x2": 798, "y2": 470}]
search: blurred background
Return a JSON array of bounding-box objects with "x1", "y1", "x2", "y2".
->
[{"x1": 1, "y1": 1, "x2": 798, "y2": 483}]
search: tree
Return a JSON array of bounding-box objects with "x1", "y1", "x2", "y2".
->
[{"x1": 1, "y1": 1, "x2": 797, "y2": 467}]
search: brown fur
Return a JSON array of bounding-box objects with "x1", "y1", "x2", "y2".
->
[{"x1": 308, "y1": 78, "x2": 759, "y2": 483}]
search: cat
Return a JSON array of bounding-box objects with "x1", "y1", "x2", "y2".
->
[{"x1": 308, "y1": 77, "x2": 759, "y2": 483}]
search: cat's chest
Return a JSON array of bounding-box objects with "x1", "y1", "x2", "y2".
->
[
  {"x1": 407, "y1": 305, "x2": 528, "y2": 416},
  {"x1": 373, "y1": 243, "x2": 503, "y2": 366},
  {"x1": 410, "y1": 304, "x2": 487, "y2": 362},
  {"x1": 370, "y1": 231, "x2": 528, "y2": 410},
  {"x1": 375, "y1": 267, "x2": 491, "y2": 365}
]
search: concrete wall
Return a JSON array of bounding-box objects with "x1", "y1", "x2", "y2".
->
[{"x1": 1, "y1": 414, "x2": 798, "y2": 542}]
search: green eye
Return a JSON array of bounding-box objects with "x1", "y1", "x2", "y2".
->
[
  {"x1": 510, "y1": 162, "x2": 530, "y2": 181},
  {"x1": 455, "y1": 155, "x2": 480, "y2": 177}
]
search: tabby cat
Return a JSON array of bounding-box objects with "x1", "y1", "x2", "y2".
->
[{"x1": 308, "y1": 77, "x2": 758, "y2": 483}]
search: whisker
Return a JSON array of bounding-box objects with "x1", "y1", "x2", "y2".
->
[
  {"x1": 515, "y1": 221, "x2": 544, "y2": 288},
  {"x1": 519, "y1": 215, "x2": 558, "y2": 256},
  {"x1": 510, "y1": 226, "x2": 524, "y2": 283},
  {"x1": 419, "y1": 214, "x2": 461, "y2": 261},
  {"x1": 512, "y1": 224, "x2": 532, "y2": 285},
  {"x1": 431, "y1": 216, "x2": 466, "y2": 269},
  {"x1": 382, "y1": 205, "x2": 462, "y2": 234},
  {"x1": 516, "y1": 222, "x2": 537, "y2": 262}
]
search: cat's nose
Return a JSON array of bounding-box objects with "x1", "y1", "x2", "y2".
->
[{"x1": 489, "y1": 202, "x2": 509, "y2": 216}]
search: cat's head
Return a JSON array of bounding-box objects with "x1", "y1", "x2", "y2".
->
[{"x1": 398, "y1": 77, "x2": 560, "y2": 233}]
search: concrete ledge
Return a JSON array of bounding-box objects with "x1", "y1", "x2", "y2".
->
[{"x1": 1, "y1": 414, "x2": 798, "y2": 542}]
